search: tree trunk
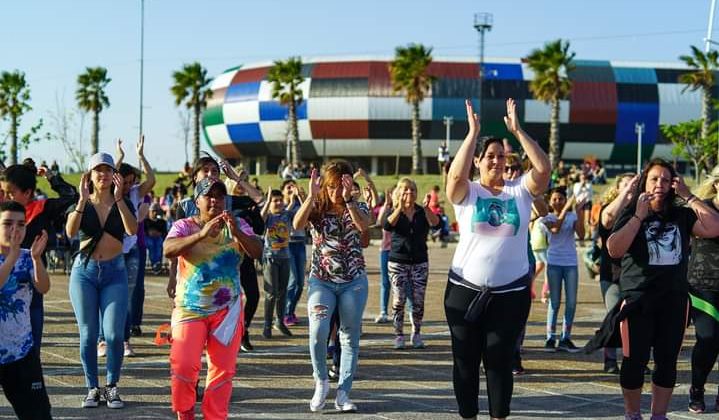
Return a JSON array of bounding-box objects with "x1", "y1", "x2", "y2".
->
[
  {"x1": 693, "y1": 158, "x2": 701, "y2": 185},
  {"x1": 91, "y1": 109, "x2": 99, "y2": 155},
  {"x1": 705, "y1": 85, "x2": 718, "y2": 165},
  {"x1": 549, "y1": 98, "x2": 561, "y2": 169},
  {"x1": 411, "y1": 100, "x2": 423, "y2": 175},
  {"x1": 289, "y1": 100, "x2": 301, "y2": 167},
  {"x1": 9, "y1": 113, "x2": 17, "y2": 165},
  {"x1": 193, "y1": 103, "x2": 201, "y2": 164}
]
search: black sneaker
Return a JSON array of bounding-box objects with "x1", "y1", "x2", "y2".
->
[
  {"x1": 241, "y1": 333, "x2": 253, "y2": 352},
  {"x1": 104, "y1": 385, "x2": 124, "y2": 409},
  {"x1": 274, "y1": 322, "x2": 293, "y2": 337},
  {"x1": 556, "y1": 338, "x2": 580, "y2": 353},
  {"x1": 130, "y1": 325, "x2": 142, "y2": 337},
  {"x1": 688, "y1": 386, "x2": 706, "y2": 414},
  {"x1": 512, "y1": 364, "x2": 525, "y2": 375},
  {"x1": 82, "y1": 387, "x2": 101, "y2": 408},
  {"x1": 262, "y1": 326, "x2": 272, "y2": 339},
  {"x1": 544, "y1": 338, "x2": 556, "y2": 352}
]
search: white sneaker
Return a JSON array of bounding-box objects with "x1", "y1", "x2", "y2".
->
[
  {"x1": 123, "y1": 341, "x2": 135, "y2": 357},
  {"x1": 97, "y1": 341, "x2": 107, "y2": 357},
  {"x1": 82, "y1": 387, "x2": 101, "y2": 408},
  {"x1": 309, "y1": 379, "x2": 330, "y2": 412},
  {"x1": 335, "y1": 389, "x2": 357, "y2": 412}
]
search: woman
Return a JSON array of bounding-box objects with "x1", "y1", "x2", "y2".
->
[
  {"x1": 687, "y1": 166, "x2": 719, "y2": 413},
  {"x1": 384, "y1": 178, "x2": 439, "y2": 349},
  {"x1": 65, "y1": 152, "x2": 137, "y2": 409},
  {"x1": 606, "y1": 159, "x2": 719, "y2": 420},
  {"x1": 163, "y1": 177, "x2": 262, "y2": 420},
  {"x1": 293, "y1": 161, "x2": 370, "y2": 413},
  {"x1": 596, "y1": 172, "x2": 637, "y2": 373},
  {"x1": 445, "y1": 99, "x2": 550, "y2": 420},
  {"x1": 1, "y1": 160, "x2": 78, "y2": 355},
  {"x1": 541, "y1": 188, "x2": 585, "y2": 352},
  {"x1": 375, "y1": 187, "x2": 395, "y2": 324}
]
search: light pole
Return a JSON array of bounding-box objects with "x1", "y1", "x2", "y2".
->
[
  {"x1": 706, "y1": 0, "x2": 719, "y2": 166},
  {"x1": 139, "y1": 0, "x2": 145, "y2": 137},
  {"x1": 473, "y1": 13, "x2": 493, "y2": 122},
  {"x1": 635, "y1": 122, "x2": 645, "y2": 174}
]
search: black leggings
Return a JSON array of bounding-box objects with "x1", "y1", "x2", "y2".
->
[
  {"x1": 0, "y1": 350, "x2": 52, "y2": 419},
  {"x1": 444, "y1": 281, "x2": 531, "y2": 419},
  {"x1": 241, "y1": 258, "x2": 260, "y2": 330},
  {"x1": 620, "y1": 292, "x2": 688, "y2": 390},
  {"x1": 690, "y1": 289, "x2": 719, "y2": 389}
]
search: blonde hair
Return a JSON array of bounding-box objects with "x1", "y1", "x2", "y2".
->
[
  {"x1": 600, "y1": 172, "x2": 634, "y2": 206},
  {"x1": 696, "y1": 166, "x2": 719, "y2": 200},
  {"x1": 395, "y1": 177, "x2": 417, "y2": 192}
]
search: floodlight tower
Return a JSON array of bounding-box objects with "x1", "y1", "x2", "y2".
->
[{"x1": 474, "y1": 13, "x2": 493, "y2": 121}]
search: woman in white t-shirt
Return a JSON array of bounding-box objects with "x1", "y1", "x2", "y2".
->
[
  {"x1": 539, "y1": 187, "x2": 585, "y2": 353},
  {"x1": 445, "y1": 99, "x2": 550, "y2": 420}
]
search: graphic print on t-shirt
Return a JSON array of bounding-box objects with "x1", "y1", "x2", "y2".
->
[
  {"x1": 266, "y1": 218, "x2": 290, "y2": 251},
  {"x1": 645, "y1": 221, "x2": 681, "y2": 265},
  {"x1": 471, "y1": 196, "x2": 520, "y2": 237}
]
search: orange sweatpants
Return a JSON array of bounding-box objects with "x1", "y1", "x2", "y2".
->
[{"x1": 170, "y1": 307, "x2": 243, "y2": 420}]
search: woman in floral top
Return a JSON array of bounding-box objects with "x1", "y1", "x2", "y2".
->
[
  {"x1": 293, "y1": 160, "x2": 370, "y2": 413},
  {"x1": 163, "y1": 177, "x2": 262, "y2": 420}
]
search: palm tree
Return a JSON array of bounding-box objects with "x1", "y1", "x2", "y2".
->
[
  {"x1": 171, "y1": 62, "x2": 212, "y2": 165},
  {"x1": 526, "y1": 39, "x2": 575, "y2": 168},
  {"x1": 76, "y1": 67, "x2": 111, "y2": 155},
  {"x1": 268, "y1": 57, "x2": 305, "y2": 167},
  {"x1": 389, "y1": 43, "x2": 435, "y2": 174},
  {"x1": 0, "y1": 70, "x2": 32, "y2": 165},
  {"x1": 679, "y1": 45, "x2": 719, "y2": 163}
]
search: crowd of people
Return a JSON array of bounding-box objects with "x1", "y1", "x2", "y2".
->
[{"x1": 1, "y1": 97, "x2": 719, "y2": 420}]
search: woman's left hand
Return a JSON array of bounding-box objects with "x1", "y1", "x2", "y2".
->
[
  {"x1": 672, "y1": 176, "x2": 691, "y2": 200},
  {"x1": 30, "y1": 230, "x2": 48, "y2": 259},
  {"x1": 503, "y1": 98, "x2": 520, "y2": 134}
]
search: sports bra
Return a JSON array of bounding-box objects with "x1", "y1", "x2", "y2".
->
[{"x1": 76, "y1": 198, "x2": 135, "y2": 257}]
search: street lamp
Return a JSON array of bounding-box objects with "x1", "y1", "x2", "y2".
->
[
  {"x1": 139, "y1": 0, "x2": 145, "y2": 137},
  {"x1": 474, "y1": 13, "x2": 493, "y2": 121},
  {"x1": 635, "y1": 122, "x2": 645, "y2": 174}
]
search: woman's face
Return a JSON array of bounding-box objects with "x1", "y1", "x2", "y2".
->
[
  {"x1": 194, "y1": 163, "x2": 220, "y2": 184},
  {"x1": 1, "y1": 181, "x2": 32, "y2": 206},
  {"x1": 618, "y1": 176, "x2": 633, "y2": 192},
  {"x1": 325, "y1": 179, "x2": 344, "y2": 205},
  {"x1": 91, "y1": 165, "x2": 114, "y2": 191},
  {"x1": 196, "y1": 186, "x2": 225, "y2": 219},
  {"x1": 645, "y1": 165, "x2": 671, "y2": 206},
  {"x1": 475, "y1": 142, "x2": 506, "y2": 182},
  {"x1": 122, "y1": 173, "x2": 136, "y2": 195},
  {"x1": 549, "y1": 192, "x2": 566, "y2": 213},
  {"x1": 397, "y1": 182, "x2": 417, "y2": 207}
]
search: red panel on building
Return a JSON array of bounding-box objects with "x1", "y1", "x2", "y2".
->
[
  {"x1": 368, "y1": 61, "x2": 396, "y2": 97},
  {"x1": 569, "y1": 82, "x2": 617, "y2": 124},
  {"x1": 312, "y1": 61, "x2": 372, "y2": 79},
  {"x1": 310, "y1": 120, "x2": 369, "y2": 139},
  {"x1": 206, "y1": 87, "x2": 226, "y2": 108},
  {"x1": 229, "y1": 67, "x2": 269, "y2": 85},
  {"x1": 427, "y1": 62, "x2": 479, "y2": 79},
  {"x1": 213, "y1": 143, "x2": 242, "y2": 159}
]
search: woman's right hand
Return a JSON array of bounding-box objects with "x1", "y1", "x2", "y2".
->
[
  {"x1": 465, "y1": 99, "x2": 480, "y2": 139},
  {"x1": 635, "y1": 192, "x2": 652, "y2": 220},
  {"x1": 78, "y1": 172, "x2": 90, "y2": 201},
  {"x1": 308, "y1": 168, "x2": 321, "y2": 199}
]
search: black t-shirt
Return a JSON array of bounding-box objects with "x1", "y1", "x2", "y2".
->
[
  {"x1": 613, "y1": 204, "x2": 697, "y2": 297},
  {"x1": 598, "y1": 205, "x2": 621, "y2": 284},
  {"x1": 383, "y1": 204, "x2": 438, "y2": 264},
  {"x1": 688, "y1": 199, "x2": 719, "y2": 291}
]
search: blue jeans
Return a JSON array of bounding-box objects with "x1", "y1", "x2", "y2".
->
[
  {"x1": 130, "y1": 244, "x2": 146, "y2": 327},
  {"x1": 146, "y1": 236, "x2": 164, "y2": 267},
  {"x1": 379, "y1": 250, "x2": 390, "y2": 315},
  {"x1": 285, "y1": 241, "x2": 306, "y2": 317},
  {"x1": 307, "y1": 275, "x2": 368, "y2": 393},
  {"x1": 99, "y1": 245, "x2": 138, "y2": 342},
  {"x1": 69, "y1": 254, "x2": 128, "y2": 388},
  {"x1": 546, "y1": 264, "x2": 578, "y2": 341}
]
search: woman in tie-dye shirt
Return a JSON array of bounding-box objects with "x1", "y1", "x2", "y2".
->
[{"x1": 163, "y1": 177, "x2": 262, "y2": 420}]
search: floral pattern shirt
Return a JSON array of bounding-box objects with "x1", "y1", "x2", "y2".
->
[
  {"x1": 0, "y1": 249, "x2": 35, "y2": 365},
  {"x1": 309, "y1": 203, "x2": 368, "y2": 283},
  {"x1": 167, "y1": 218, "x2": 252, "y2": 323}
]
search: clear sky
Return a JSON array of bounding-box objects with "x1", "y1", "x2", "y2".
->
[{"x1": 1, "y1": 0, "x2": 717, "y2": 171}]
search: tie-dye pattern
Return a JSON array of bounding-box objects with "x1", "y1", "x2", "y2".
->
[{"x1": 168, "y1": 218, "x2": 244, "y2": 323}]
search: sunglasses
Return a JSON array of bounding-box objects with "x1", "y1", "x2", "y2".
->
[{"x1": 505, "y1": 165, "x2": 520, "y2": 173}]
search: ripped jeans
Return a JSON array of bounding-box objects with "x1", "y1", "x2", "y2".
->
[{"x1": 307, "y1": 275, "x2": 368, "y2": 393}]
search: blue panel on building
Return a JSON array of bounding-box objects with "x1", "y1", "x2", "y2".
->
[
  {"x1": 612, "y1": 67, "x2": 657, "y2": 84},
  {"x1": 225, "y1": 82, "x2": 261, "y2": 103},
  {"x1": 431, "y1": 98, "x2": 479, "y2": 121},
  {"x1": 259, "y1": 101, "x2": 308, "y2": 121},
  {"x1": 614, "y1": 102, "x2": 659, "y2": 145},
  {"x1": 483, "y1": 63, "x2": 523, "y2": 80},
  {"x1": 227, "y1": 123, "x2": 263, "y2": 142}
]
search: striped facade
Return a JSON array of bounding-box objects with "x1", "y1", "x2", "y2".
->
[{"x1": 202, "y1": 56, "x2": 708, "y2": 170}]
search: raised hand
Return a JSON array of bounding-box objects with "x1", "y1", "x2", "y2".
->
[
  {"x1": 621, "y1": 175, "x2": 639, "y2": 200},
  {"x1": 341, "y1": 174, "x2": 353, "y2": 201},
  {"x1": 136, "y1": 134, "x2": 145, "y2": 157},
  {"x1": 423, "y1": 193, "x2": 431, "y2": 208},
  {"x1": 116, "y1": 138, "x2": 125, "y2": 159},
  {"x1": 30, "y1": 230, "x2": 48, "y2": 259},
  {"x1": 221, "y1": 210, "x2": 238, "y2": 233},
  {"x1": 503, "y1": 98, "x2": 520, "y2": 134},
  {"x1": 635, "y1": 192, "x2": 653, "y2": 220},
  {"x1": 79, "y1": 172, "x2": 91, "y2": 201},
  {"x1": 9, "y1": 225, "x2": 24, "y2": 253},
  {"x1": 308, "y1": 168, "x2": 321, "y2": 199},
  {"x1": 363, "y1": 186, "x2": 372, "y2": 203},
  {"x1": 384, "y1": 188, "x2": 393, "y2": 208},
  {"x1": 354, "y1": 167, "x2": 368, "y2": 181},
  {"x1": 199, "y1": 214, "x2": 225, "y2": 239},
  {"x1": 672, "y1": 176, "x2": 691, "y2": 200},
  {"x1": 112, "y1": 173, "x2": 125, "y2": 202},
  {"x1": 466, "y1": 99, "x2": 481, "y2": 139}
]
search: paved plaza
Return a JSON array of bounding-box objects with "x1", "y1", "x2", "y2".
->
[{"x1": 1, "y1": 242, "x2": 715, "y2": 419}]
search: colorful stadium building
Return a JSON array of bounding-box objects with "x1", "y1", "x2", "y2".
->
[{"x1": 202, "y1": 56, "x2": 708, "y2": 174}]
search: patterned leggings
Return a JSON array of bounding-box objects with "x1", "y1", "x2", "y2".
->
[{"x1": 388, "y1": 261, "x2": 429, "y2": 336}]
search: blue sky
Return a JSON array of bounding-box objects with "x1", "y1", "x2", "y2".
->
[{"x1": 1, "y1": 0, "x2": 716, "y2": 171}]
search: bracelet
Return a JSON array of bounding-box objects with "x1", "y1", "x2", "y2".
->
[
  {"x1": 686, "y1": 194, "x2": 697, "y2": 204},
  {"x1": 115, "y1": 199, "x2": 123, "y2": 204},
  {"x1": 632, "y1": 214, "x2": 642, "y2": 223},
  {"x1": 74, "y1": 209, "x2": 83, "y2": 214},
  {"x1": 346, "y1": 201, "x2": 358, "y2": 208}
]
